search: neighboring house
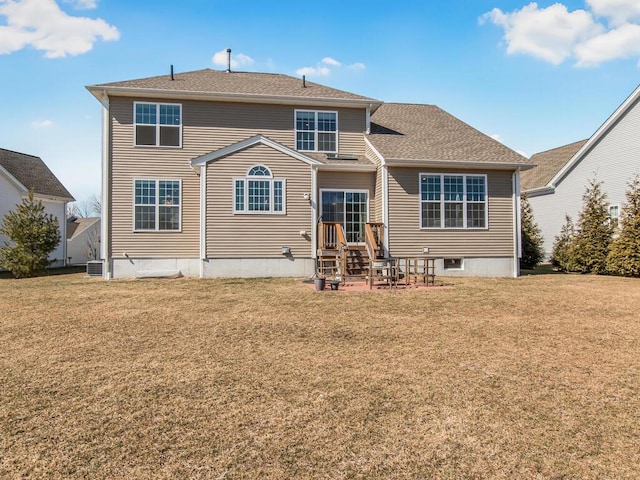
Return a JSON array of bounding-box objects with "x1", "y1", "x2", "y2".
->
[
  {"x1": 522, "y1": 84, "x2": 640, "y2": 258},
  {"x1": 67, "y1": 216, "x2": 100, "y2": 265},
  {"x1": 0, "y1": 148, "x2": 75, "y2": 268},
  {"x1": 87, "y1": 64, "x2": 532, "y2": 280}
]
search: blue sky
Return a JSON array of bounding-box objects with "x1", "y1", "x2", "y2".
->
[{"x1": 1, "y1": 0, "x2": 640, "y2": 203}]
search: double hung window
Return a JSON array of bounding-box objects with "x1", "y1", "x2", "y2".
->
[
  {"x1": 295, "y1": 110, "x2": 337, "y2": 152},
  {"x1": 134, "y1": 179, "x2": 181, "y2": 231},
  {"x1": 234, "y1": 165, "x2": 285, "y2": 214},
  {"x1": 134, "y1": 102, "x2": 181, "y2": 147},
  {"x1": 420, "y1": 174, "x2": 487, "y2": 229}
]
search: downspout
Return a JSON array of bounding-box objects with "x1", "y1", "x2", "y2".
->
[
  {"x1": 62, "y1": 203, "x2": 68, "y2": 266},
  {"x1": 382, "y1": 164, "x2": 390, "y2": 257},
  {"x1": 512, "y1": 168, "x2": 522, "y2": 278},
  {"x1": 311, "y1": 165, "x2": 318, "y2": 261},
  {"x1": 100, "y1": 90, "x2": 112, "y2": 279},
  {"x1": 199, "y1": 164, "x2": 207, "y2": 278}
]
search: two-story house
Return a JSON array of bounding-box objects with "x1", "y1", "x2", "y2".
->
[{"x1": 87, "y1": 65, "x2": 531, "y2": 280}]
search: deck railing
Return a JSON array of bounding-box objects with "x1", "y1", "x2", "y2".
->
[{"x1": 364, "y1": 222, "x2": 384, "y2": 261}]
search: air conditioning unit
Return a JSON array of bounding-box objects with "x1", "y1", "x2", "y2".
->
[{"x1": 86, "y1": 260, "x2": 103, "y2": 277}]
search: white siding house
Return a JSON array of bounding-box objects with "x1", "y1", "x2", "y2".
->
[
  {"x1": 0, "y1": 148, "x2": 75, "y2": 268},
  {"x1": 522, "y1": 85, "x2": 640, "y2": 258}
]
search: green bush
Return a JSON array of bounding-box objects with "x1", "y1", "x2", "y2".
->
[
  {"x1": 607, "y1": 176, "x2": 640, "y2": 277},
  {"x1": 552, "y1": 215, "x2": 576, "y2": 271},
  {"x1": 0, "y1": 191, "x2": 61, "y2": 278},
  {"x1": 570, "y1": 179, "x2": 613, "y2": 274},
  {"x1": 520, "y1": 194, "x2": 544, "y2": 269}
]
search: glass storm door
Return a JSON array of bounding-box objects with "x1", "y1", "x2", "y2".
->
[{"x1": 321, "y1": 190, "x2": 368, "y2": 244}]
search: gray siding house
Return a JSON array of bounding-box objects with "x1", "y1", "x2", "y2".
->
[
  {"x1": 88, "y1": 66, "x2": 532, "y2": 280},
  {"x1": 522, "y1": 84, "x2": 640, "y2": 258},
  {"x1": 0, "y1": 148, "x2": 75, "y2": 267}
]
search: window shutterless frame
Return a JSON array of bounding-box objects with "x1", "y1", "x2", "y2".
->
[
  {"x1": 132, "y1": 178, "x2": 182, "y2": 232},
  {"x1": 133, "y1": 101, "x2": 182, "y2": 148},
  {"x1": 233, "y1": 165, "x2": 286, "y2": 215},
  {"x1": 419, "y1": 173, "x2": 489, "y2": 230},
  {"x1": 294, "y1": 109, "x2": 338, "y2": 153}
]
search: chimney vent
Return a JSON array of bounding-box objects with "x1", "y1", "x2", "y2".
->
[
  {"x1": 226, "y1": 48, "x2": 231, "y2": 73},
  {"x1": 302, "y1": 75, "x2": 306, "y2": 88},
  {"x1": 170, "y1": 64, "x2": 174, "y2": 81}
]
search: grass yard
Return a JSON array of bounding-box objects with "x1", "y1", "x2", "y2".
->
[{"x1": 1, "y1": 272, "x2": 639, "y2": 479}]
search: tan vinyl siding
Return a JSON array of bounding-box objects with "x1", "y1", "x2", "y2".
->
[
  {"x1": 109, "y1": 97, "x2": 366, "y2": 258},
  {"x1": 317, "y1": 171, "x2": 377, "y2": 220},
  {"x1": 388, "y1": 168, "x2": 514, "y2": 257},
  {"x1": 206, "y1": 143, "x2": 312, "y2": 258},
  {"x1": 365, "y1": 142, "x2": 384, "y2": 223},
  {"x1": 110, "y1": 99, "x2": 199, "y2": 258}
]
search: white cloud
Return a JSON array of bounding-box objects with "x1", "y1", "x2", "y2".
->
[
  {"x1": 295, "y1": 65, "x2": 331, "y2": 77},
  {"x1": 211, "y1": 48, "x2": 254, "y2": 69},
  {"x1": 587, "y1": 0, "x2": 640, "y2": 26},
  {"x1": 575, "y1": 22, "x2": 640, "y2": 66},
  {"x1": 0, "y1": 0, "x2": 119, "y2": 58},
  {"x1": 490, "y1": 133, "x2": 503, "y2": 143},
  {"x1": 321, "y1": 56, "x2": 341, "y2": 67},
  {"x1": 296, "y1": 56, "x2": 365, "y2": 77},
  {"x1": 482, "y1": 1, "x2": 640, "y2": 67},
  {"x1": 63, "y1": 0, "x2": 97, "y2": 9},
  {"x1": 31, "y1": 119, "x2": 54, "y2": 128},
  {"x1": 481, "y1": 3, "x2": 601, "y2": 65}
]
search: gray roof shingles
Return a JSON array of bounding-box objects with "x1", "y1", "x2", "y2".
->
[
  {"x1": 368, "y1": 103, "x2": 530, "y2": 165},
  {"x1": 0, "y1": 148, "x2": 74, "y2": 200},
  {"x1": 89, "y1": 68, "x2": 378, "y2": 102},
  {"x1": 521, "y1": 139, "x2": 588, "y2": 191}
]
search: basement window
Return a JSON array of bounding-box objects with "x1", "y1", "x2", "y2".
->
[{"x1": 443, "y1": 258, "x2": 463, "y2": 270}]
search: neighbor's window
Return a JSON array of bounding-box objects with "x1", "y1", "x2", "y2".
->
[
  {"x1": 234, "y1": 165, "x2": 285, "y2": 214},
  {"x1": 420, "y1": 174, "x2": 487, "y2": 229},
  {"x1": 134, "y1": 179, "x2": 181, "y2": 231},
  {"x1": 295, "y1": 110, "x2": 337, "y2": 152},
  {"x1": 609, "y1": 204, "x2": 620, "y2": 228},
  {"x1": 134, "y1": 102, "x2": 181, "y2": 147}
]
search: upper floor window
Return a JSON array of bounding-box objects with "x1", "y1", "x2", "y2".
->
[
  {"x1": 295, "y1": 110, "x2": 337, "y2": 152},
  {"x1": 234, "y1": 165, "x2": 285, "y2": 214},
  {"x1": 134, "y1": 102, "x2": 181, "y2": 147},
  {"x1": 420, "y1": 174, "x2": 487, "y2": 229},
  {"x1": 134, "y1": 179, "x2": 181, "y2": 231}
]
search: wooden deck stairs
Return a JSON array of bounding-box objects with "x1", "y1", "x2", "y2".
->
[{"x1": 317, "y1": 222, "x2": 388, "y2": 283}]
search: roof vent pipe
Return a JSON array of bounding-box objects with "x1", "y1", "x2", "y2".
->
[
  {"x1": 302, "y1": 75, "x2": 306, "y2": 88},
  {"x1": 170, "y1": 64, "x2": 174, "y2": 81},
  {"x1": 226, "y1": 48, "x2": 231, "y2": 73}
]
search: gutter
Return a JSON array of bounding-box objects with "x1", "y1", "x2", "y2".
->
[
  {"x1": 384, "y1": 158, "x2": 535, "y2": 170},
  {"x1": 86, "y1": 85, "x2": 383, "y2": 111}
]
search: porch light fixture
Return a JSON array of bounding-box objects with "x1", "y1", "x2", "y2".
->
[
  {"x1": 303, "y1": 192, "x2": 310, "y2": 200},
  {"x1": 281, "y1": 246, "x2": 291, "y2": 255}
]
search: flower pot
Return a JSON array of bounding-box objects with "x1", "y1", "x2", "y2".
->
[
  {"x1": 314, "y1": 277, "x2": 326, "y2": 291},
  {"x1": 330, "y1": 281, "x2": 340, "y2": 291}
]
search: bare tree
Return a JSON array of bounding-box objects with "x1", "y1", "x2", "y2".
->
[{"x1": 67, "y1": 194, "x2": 101, "y2": 218}]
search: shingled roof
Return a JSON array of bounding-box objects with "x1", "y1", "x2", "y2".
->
[
  {"x1": 88, "y1": 68, "x2": 379, "y2": 104},
  {"x1": 368, "y1": 103, "x2": 530, "y2": 166},
  {"x1": 0, "y1": 148, "x2": 74, "y2": 201},
  {"x1": 521, "y1": 139, "x2": 588, "y2": 191}
]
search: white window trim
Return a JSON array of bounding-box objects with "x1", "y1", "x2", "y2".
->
[
  {"x1": 133, "y1": 101, "x2": 182, "y2": 148},
  {"x1": 233, "y1": 165, "x2": 286, "y2": 215},
  {"x1": 443, "y1": 258, "x2": 465, "y2": 270},
  {"x1": 419, "y1": 173, "x2": 489, "y2": 230},
  {"x1": 608, "y1": 204, "x2": 621, "y2": 228},
  {"x1": 294, "y1": 109, "x2": 339, "y2": 153},
  {"x1": 319, "y1": 188, "x2": 370, "y2": 244},
  {"x1": 132, "y1": 178, "x2": 182, "y2": 232}
]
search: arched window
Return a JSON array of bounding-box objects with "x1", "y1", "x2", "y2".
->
[{"x1": 234, "y1": 165, "x2": 285, "y2": 214}]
